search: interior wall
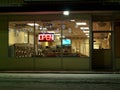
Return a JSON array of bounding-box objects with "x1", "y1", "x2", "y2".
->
[
  {"x1": 9, "y1": 28, "x2": 16, "y2": 45},
  {"x1": 9, "y1": 29, "x2": 27, "y2": 45},
  {"x1": 72, "y1": 39, "x2": 89, "y2": 56}
]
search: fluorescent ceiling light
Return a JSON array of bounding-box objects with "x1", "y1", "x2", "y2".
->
[
  {"x1": 55, "y1": 34, "x2": 61, "y2": 35},
  {"x1": 83, "y1": 31, "x2": 89, "y2": 33},
  {"x1": 47, "y1": 31, "x2": 55, "y2": 33},
  {"x1": 85, "y1": 33, "x2": 89, "y2": 36},
  {"x1": 76, "y1": 22, "x2": 87, "y2": 25},
  {"x1": 27, "y1": 23, "x2": 39, "y2": 26},
  {"x1": 70, "y1": 20, "x2": 75, "y2": 22},
  {"x1": 63, "y1": 11, "x2": 70, "y2": 16},
  {"x1": 80, "y1": 27, "x2": 89, "y2": 30},
  {"x1": 43, "y1": 28, "x2": 47, "y2": 30}
]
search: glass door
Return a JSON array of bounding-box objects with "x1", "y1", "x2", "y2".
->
[{"x1": 92, "y1": 21, "x2": 113, "y2": 70}]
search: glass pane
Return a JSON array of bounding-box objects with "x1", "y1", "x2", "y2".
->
[
  {"x1": 93, "y1": 33, "x2": 111, "y2": 49},
  {"x1": 8, "y1": 21, "x2": 34, "y2": 57},
  {"x1": 62, "y1": 20, "x2": 90, "y2": 57},
  {"x1": 35, "y1": 21, "x2": 62, "y2": 57},
  {"x1": 35, "y1": 19, "x2": 90, "y2": 57},
  {"x1": 93, "y1": 22, "x2": 111, "y2": 31}
]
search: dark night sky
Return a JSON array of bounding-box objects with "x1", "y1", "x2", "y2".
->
[{"x1": 0, "y1": 0, "x2": 120, "y2": 12}]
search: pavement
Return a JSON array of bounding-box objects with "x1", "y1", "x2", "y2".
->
[{"x1": 0, "y1": 73, "x2": 120, "y2": 90}]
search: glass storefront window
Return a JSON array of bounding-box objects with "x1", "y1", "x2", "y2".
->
[
  {"x1": 8, "y1": 21, "x2": 35, "y2": 57},
  {"x1": 8, "y1": 19, "x2": 90, "y2": 58},
  {"x1": 35, "y1": 20, "x2": 62, "y2": 57},
  {"x1": 62, "y1": 20, "x2": 90, "y2": 57},
  {"x1": 35, "y1": 20, "x2": 90, "y2": 57}
]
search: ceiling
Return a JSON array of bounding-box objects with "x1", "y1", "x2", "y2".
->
[
  {"x1": 9, "y1": 20, "x2": 111, "y2": 39},
  {"x1": 9, "y1": 20, "x2": 90, "y2": 39}
]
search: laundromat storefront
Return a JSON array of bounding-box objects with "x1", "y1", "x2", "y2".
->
[
  {"x1": 0, "y1": 11, "x2": 120, "y2": 71},
  {"x1": 8, "y1": 12, "x2": 90, "y2": 71}
]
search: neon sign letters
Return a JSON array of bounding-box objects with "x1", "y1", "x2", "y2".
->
[{"x1": 38, "y1": 33, "x2": 54, "y2": 42}]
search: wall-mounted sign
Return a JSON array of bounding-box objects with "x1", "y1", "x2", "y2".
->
[{"x1": 38, "y1": 33, "x2": 54, "y2": 42}]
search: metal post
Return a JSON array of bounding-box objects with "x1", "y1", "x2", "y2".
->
[
  {"x1": 60, "y1": 22, "x2": 64, "y2": 70},
  {"x1": 112, "y1": 21, "x2": 116, "y2": 71},
  {"x1": 89, "y1": 15, "x2": 93, "y2": 71},
  {"x1": 33, "y1": 21, "x2": 36, "y2": 71}
]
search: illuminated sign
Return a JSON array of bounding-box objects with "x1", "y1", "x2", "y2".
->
[
  {"x1": 38, "y1": 33, "x2": 54, "y2": 42},
  {"x1": 62, "y1": 39, "x2": 71, "y2": 46}
]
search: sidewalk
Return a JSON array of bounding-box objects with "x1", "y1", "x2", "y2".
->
[
  {"x1": 0, "y1": 70, "x2": 120, "y2": 74},
  {"x1": 1, "y1": 73, "x2": 120, "y2": 90}
]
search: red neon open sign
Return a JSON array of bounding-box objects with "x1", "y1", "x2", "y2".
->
[{"x1": 38, "y1": 33, "x2": 54, "y2": 42}]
